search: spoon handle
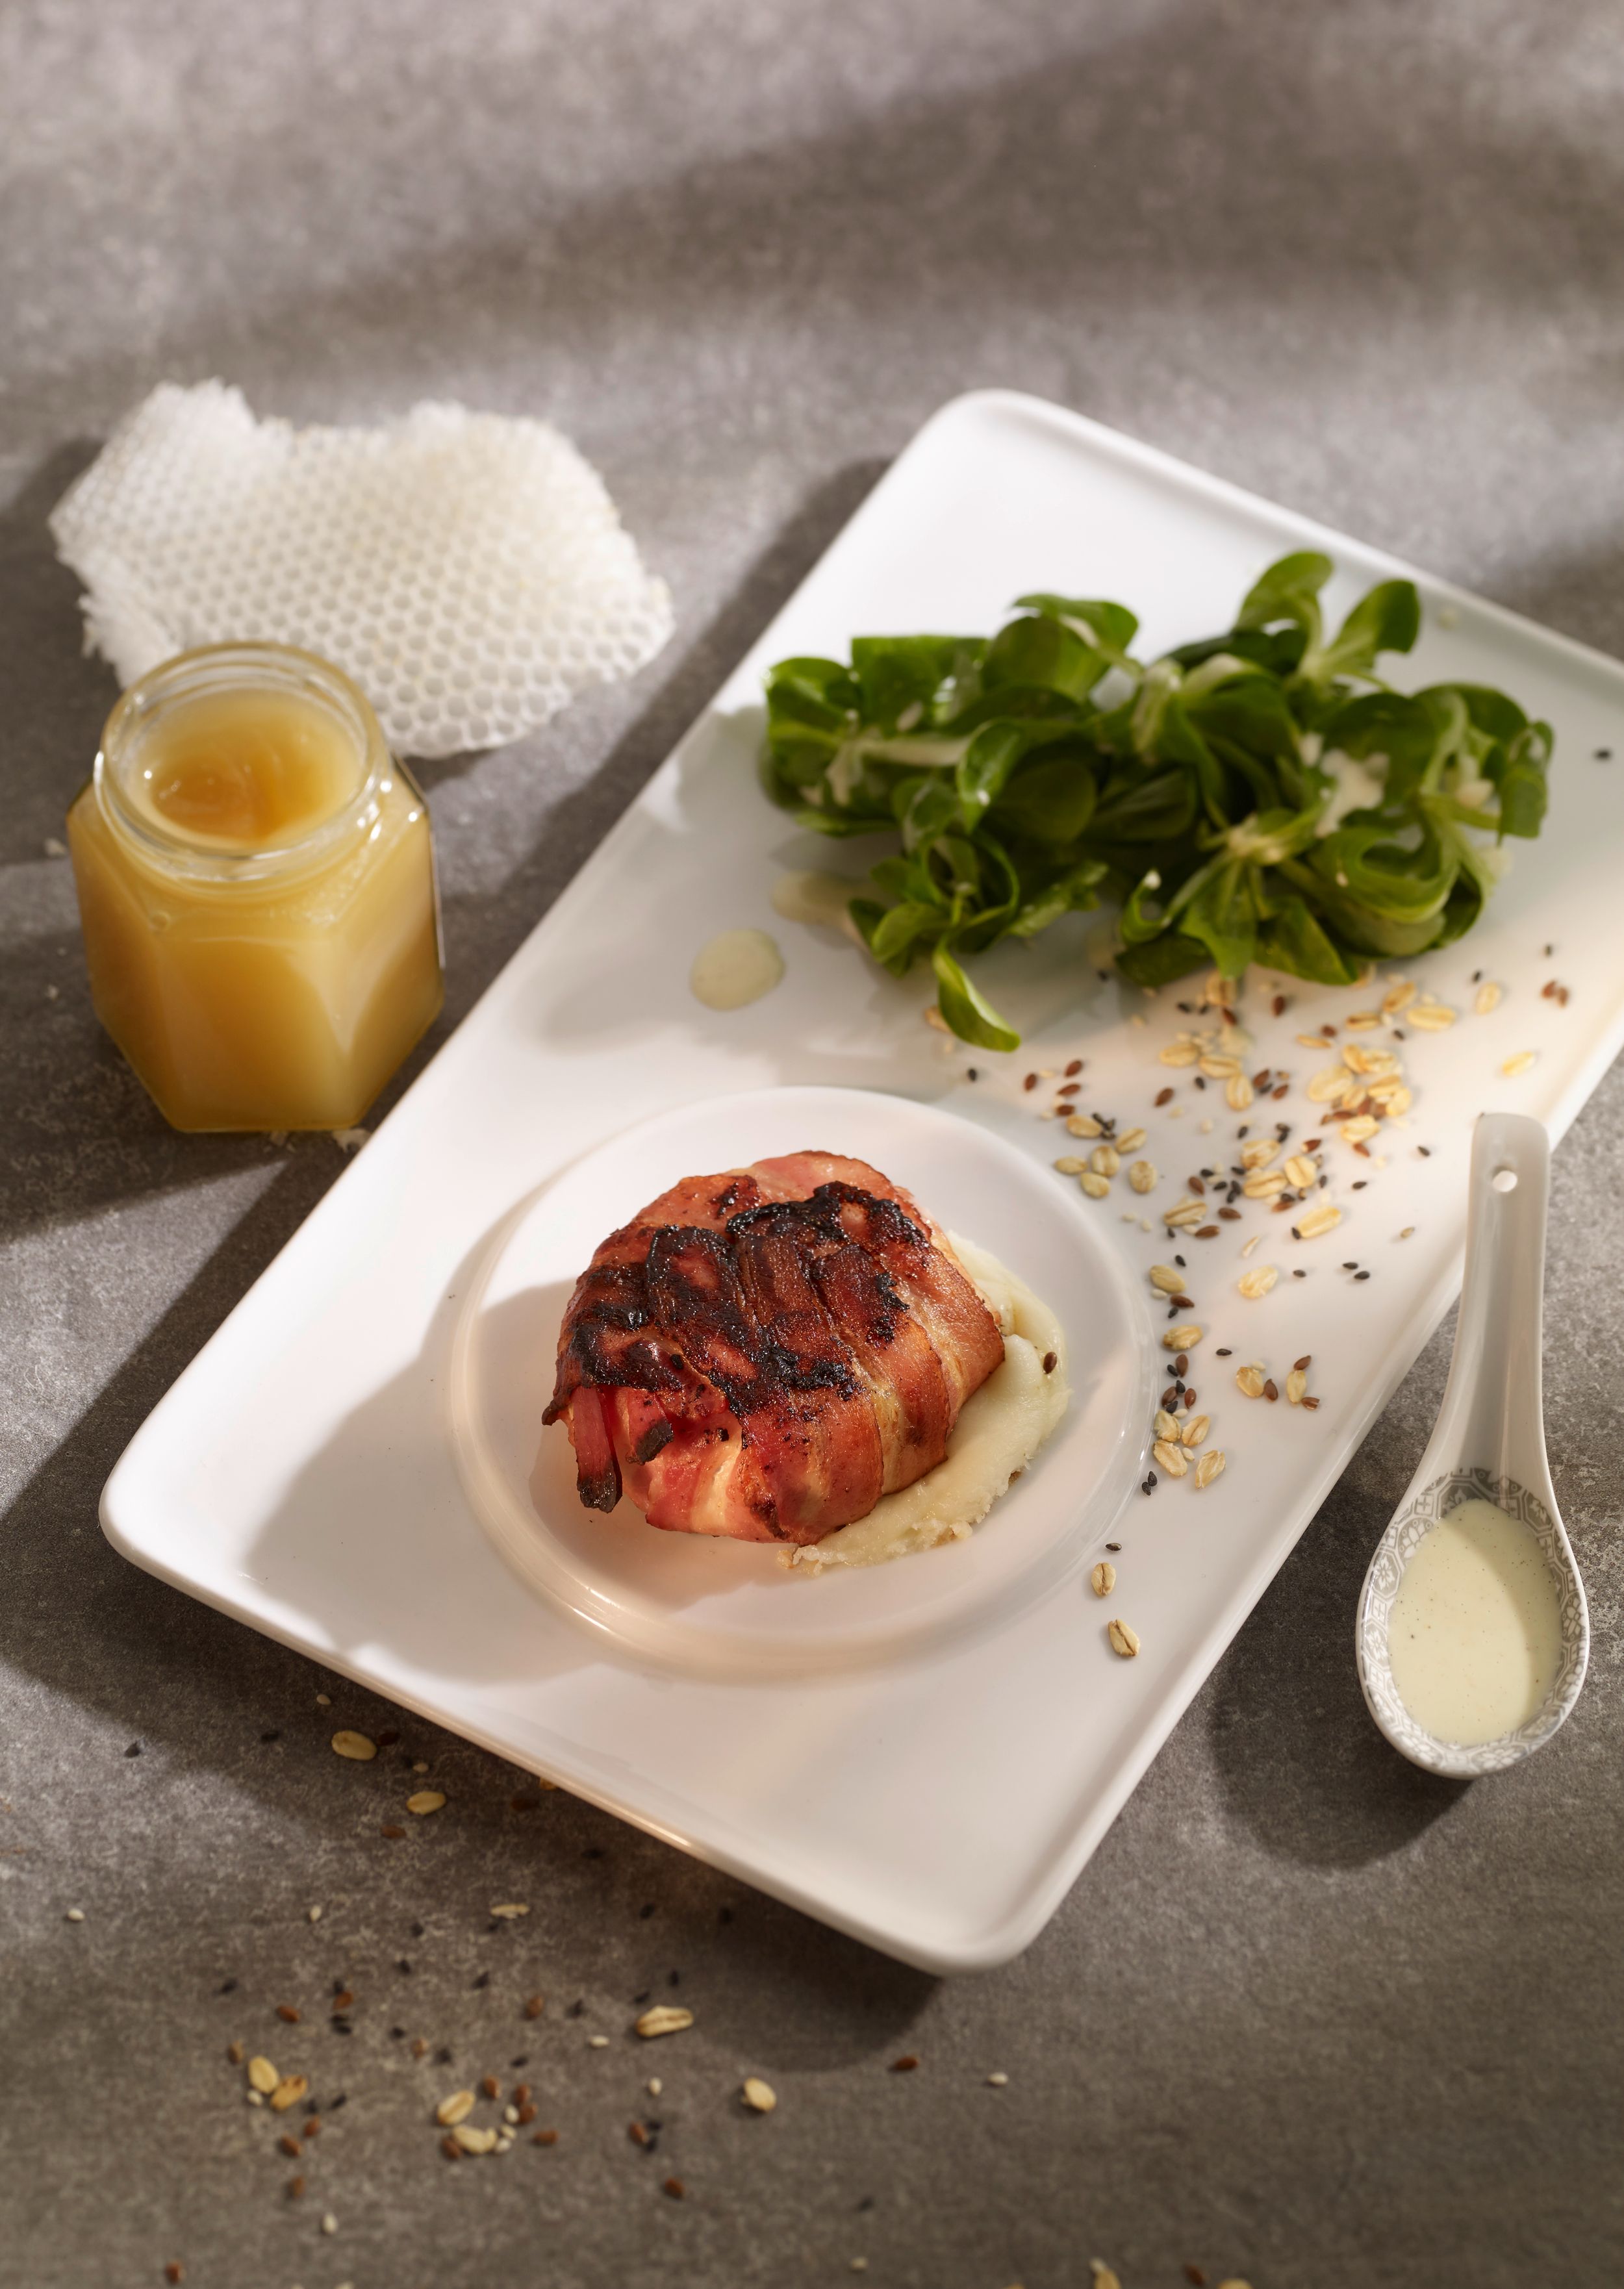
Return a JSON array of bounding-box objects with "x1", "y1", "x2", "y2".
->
[{"x1": 1421, "y1": 1111, "x2": 1551, "y2": 1495}]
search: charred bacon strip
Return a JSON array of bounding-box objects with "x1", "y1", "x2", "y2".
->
[{"x1": 544, "y1": 1155, "x2": 1004, "y2": 1543}]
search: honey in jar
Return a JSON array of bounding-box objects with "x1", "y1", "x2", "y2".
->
[{"x1": 66, "y1": 642, "x2": 443, "y2": 1132}]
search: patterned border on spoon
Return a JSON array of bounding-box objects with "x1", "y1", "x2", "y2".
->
[{"x1": 1357, "y1": 1469, "x2": 1588, "y2": 1778}]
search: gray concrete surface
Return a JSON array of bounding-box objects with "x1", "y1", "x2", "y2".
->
[{"x1": 3, "y1": 4, "x2": 1623, "y2": 2284}]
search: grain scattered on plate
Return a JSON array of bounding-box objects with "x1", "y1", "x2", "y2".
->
[
  {"x1": 1152, "y1": 1439, "x2": 1189, "y2": 1478},
  {"x1": 1237, "y1": 1265, "x2": 1278, "y2": 1300},
  {"x1": 1236, "y1": 1363, "x2": 1267, "y2": 1398},
  {"x1": 1407, "y1": 999, "x2": 1457, "y2": 1031},
  {"x1": 1106, "y1": 1620, "x2": 1140, "y2": 1660},
  {"x1": 1091, "y1": 1561, "x2": 1117, "y2": 1597},
  {"x1": 453, "y1": 2123, "x2": 498, "y2": 2155},
  {"x1": 1502, "y1": 1050, "x2": 1538, "y2": 1077},
  {"x1": 330, "y1": 1730, "x2": 376, "y2": 1761},
  {"x1": 406, "y1": 1790, "x2": 446, "y2": 1816},
  {"x1": 1193, "y1": 1449, "x2": 1226, "y2": 1490},
  {"x1": 1079, "y1": 1170, "x2": 1111, "y2": 1199},
  {"x1": 436, "y1": 2090, "x2": 476, "y2": 2127},
  {"x1": 1293, "y1": 1203, "x2": 1343, "y2": 1239},
  {"x1": 1067, "y1": 1112, "x2": 1104, "y2": 1137},
  {"x1": 1161, "y1": 1324, "x2": 1202, "y2": 1351},
  {"x1": 1224, "y1": 1074, "x2": 1254, "y2": 1110},
  {"x1": 1180, "y1": 1415, "x2": 1210, "y2": 1448},
  {"x1": 741, "y1": 2077, "x2": 777, "y2": 2112},
  {"x1": 247, "y1": 2055, "x2": 279, "y2": 2093},
  {"x1": 1475, "y1": 981, "x2": 1503, "y2": 1014},
  {"x1": 1149, "y1": 1264, "x2": 1185, "y2": 1293},
  {"x1": 1128, "y1": 1159, "x2": 1158, "y2": 1193},
  {"x1": 269, "y1": 2075, "x2": 309, "y2": 2113}
]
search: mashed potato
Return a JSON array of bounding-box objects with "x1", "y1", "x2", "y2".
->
[{"x1": 784, "y1": 1232, "x2": 1068, "y2": 1573}]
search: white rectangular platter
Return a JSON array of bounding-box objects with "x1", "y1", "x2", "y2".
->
[{"x1": 103, "y1": 392, "x2": 1624, "y2": 1972}]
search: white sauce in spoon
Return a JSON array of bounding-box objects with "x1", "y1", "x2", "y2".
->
[{"x1": 1386, "y1": 1497, "x2": 1564, "y2": 1747}]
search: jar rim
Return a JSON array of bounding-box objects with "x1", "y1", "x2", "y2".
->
[{"x1": 95, "y1": 641, "x2": 390, "y2": 886}]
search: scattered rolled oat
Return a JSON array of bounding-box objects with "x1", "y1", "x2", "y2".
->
[
  {"x1": 1237, "y1": 1265, "x2": 1278, "y2": 1300},
  {"x1": 1161, "y1": 1324, "x2": 1203, "y2": 1351},
  {"x1": 453, "y1": 2123, "x2": 498, "y2": 2155},
  {"x1": 1224, "y1": 1074, "x2": 1254, "y2": 1111},
  {"x1": 1118, "y1": 1126, "x2": 1147, "y2": 1151},
  {"x1": 1502, "y1": 1051, "x2": 1537, "y2": 1077},
  {"x1": 1475, "y1": 981, "x2": 1503, "y2": 1015},
  {"x1": 1067, "y1": 1112, "x2": 1104, "y2": 1138},
  {"x1": 1151, "y1": 1439, "x2": 1189, "y2": 1478},
  {"x1": 1160, "y1": 1040, "x2": 1200, "y2": 1067},
  {"x1": 1293, "y1": 1203, "x2": 1343, "y2": 1239},
  {"x1": 1054, "y1": 1156, "x2": 1089, "y2": 1176},
  {"x1": 1079, "y1": 1170, "x2": 1111, "y2": 1199},
  {"x1": 247, "y1": 2055, "x2": 279, "y2": 2094},
  {"x1": 1193, "y1": 1449, "x2": 1226, "y2": 1490},
  {"x1": 1106, "y1": 1619, "x2": 1140, "y2": 1659},
  {"x1": 1090, "y1": 1143, "x2": 1121, "y2": 1178},
  {"x1": 636, "y1": 2005, "x2": 694, "y2": 2039},
  {"x1": 1235, "y1": 1364, "x2": 1267, "y2": 1399},
  {"x1": 436, "y1": 2090, "x2": 476, "y2": 2127},
  {"x1": 1128, "y1": 1159, "x2": 1158, "y2": 1193},
  {"x1": 1241, "y1": 1169, "x2": 1286, "y2": 1199},
  {"x1": 1180, "y1": 1415, "x2": 1210, "y2": 1448},
  {"x1": 1382, "y1": 980, "x2": 1416, "y2": 1016},
  {"x1": 329, "y1": 1730, "x2": 376, "y2": 1761},
  {"x1": 1090, "y1": 1561, "x2": 1117, "y2": 1598},
  {"x1": 1286, "y1": 1367, "x2": 1308, "y2": 1405},
  {"x1": 741, "y1": 2077, "x2": 778, "y2": 2112},
  {"x1": 1407, "y1": 998, "x2": 1457, "y2": 1031},
  {"x1": 1149, "y1": 1265, "x2": 1185, "y2": 1293},
  {"x1": 405, "y1": 1790, "x2": 446, "y2": 1816},
  {"x1": 269, "y1": 2075, "x2": 309, "y2": 2113}
]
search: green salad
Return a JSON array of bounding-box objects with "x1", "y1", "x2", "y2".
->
[{"x1": 758, "y1": 553, "x2": 1552, "y2": 1049}]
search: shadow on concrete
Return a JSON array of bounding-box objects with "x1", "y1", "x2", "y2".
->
[{"x1": 1206, "y1": 1368, "x2": 1471, "y2": 1869}]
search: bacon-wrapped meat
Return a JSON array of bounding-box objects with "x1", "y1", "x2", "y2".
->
[{"x1": 542, "y1": 1152, "x2": 1004, "y2": 1543}]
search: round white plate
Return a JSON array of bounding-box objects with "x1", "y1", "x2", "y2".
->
[{"x1": 448, "y1": 1085, "x2": 1155, "y2": 1680}]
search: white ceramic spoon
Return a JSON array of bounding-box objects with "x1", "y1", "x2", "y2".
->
[{"x1": 1355, "y1": 1110, "x2": 1590, "y2": 1777}]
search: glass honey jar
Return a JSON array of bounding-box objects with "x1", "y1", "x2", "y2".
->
[{"x1": 66, "y1": 642, "x2": 444, "y2": 1132}]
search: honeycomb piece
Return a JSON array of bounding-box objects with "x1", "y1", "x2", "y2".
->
[{"x1": 51, "y1": 381, "x2": 672, "y2": 759}]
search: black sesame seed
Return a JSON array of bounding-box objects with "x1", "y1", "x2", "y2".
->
[
  {"x1": 1595, "y1": 747, "x2": 1612, "y2": 760},
  {"x1": 411, "y1": 1923, "x2": 425, "y2": 1938},
  {"x1": 639, "y1": 1903, "x2": 655, "y2": 1921},
  {"x1": 260, "y1": 1730, "x2": 281, "y2": 1743},
  {"x1": 1174, "y1": 1254, "x2": 1186, "y2": 1267},
  {"x1": 966, "y1": 1068, "x2": 978, "y2": 1081},
  {"x1": 1355, "y1": 1269, "x2": 1371, "y2": 1281},
  {"x1": 397, "y1": 1959, "x2": 412, "y2": 1973},
  {"x1": 1293, "y1": 1269, "x2": 1306, "y2": 1278},
  {"x1": 1106, "y1": 1542, "x2": 1121, "y2": 1552},
  {"x1": 218, "y1": 1979, "x2": 238, "y2": 1995},
  {"x1": 633, "y1": 1989, "x2": 650, "y2": 2004},
  {"x1": 1215, "y1": 1348, "x2": 1232, "y2": 1357},
  {"x1": 125, "y1": 1741, "x2": 142, "y2": 1757},
  {"x1": 472, "y1": 1972, "x2": 490, "y2": 1991},
  {"x1": 511, "y1": 2055, "x2": 529, "y2": 2068},
  {"x1": 390, "y1": 2027, "x2": 406, "y2": 2039}
]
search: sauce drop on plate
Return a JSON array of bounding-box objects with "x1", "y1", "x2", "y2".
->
[
  {"x1": 689, "y1": 928, "x2": 784, "y2": 1011},
  {"x1": 1387, "y1": 1496, "x2": 1564, "y2": 1747}
]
